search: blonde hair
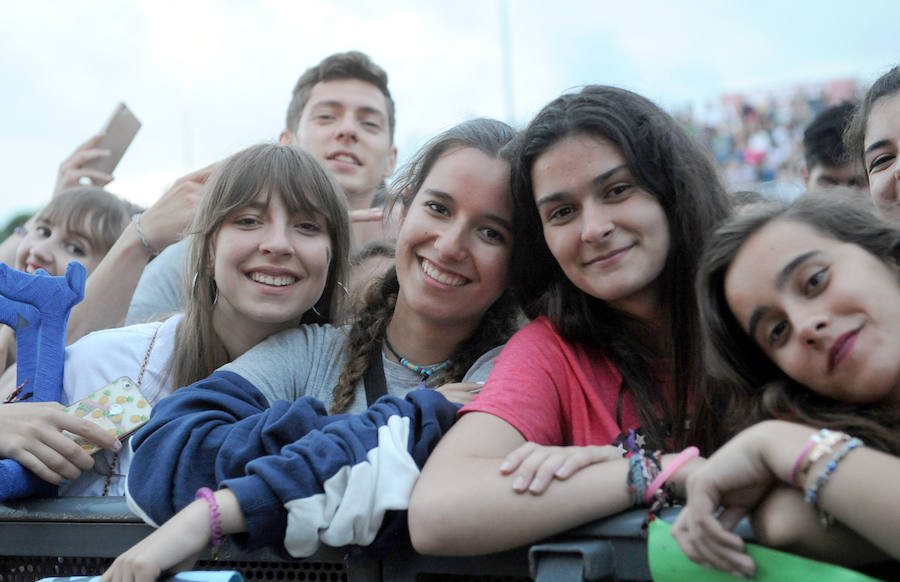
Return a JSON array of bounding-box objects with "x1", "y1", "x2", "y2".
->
[{"x1": 171, "y1": 143, "x2": 351, "y2": 389}]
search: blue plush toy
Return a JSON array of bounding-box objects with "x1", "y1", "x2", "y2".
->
[{"x1": 0, "y1": 261, "x2": 87, "y2": 501}]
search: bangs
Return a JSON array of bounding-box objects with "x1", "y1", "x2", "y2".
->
[
  {"x1": 212, "y1": 146, "x2": 332, "y2": 228},
  {"x1": 38, "y1": 188, "x2": 130, "y2": 253}
]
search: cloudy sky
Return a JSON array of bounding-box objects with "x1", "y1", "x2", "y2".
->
[{"x1": 1, "y1": 0, "x2": 897, "y2": 224}]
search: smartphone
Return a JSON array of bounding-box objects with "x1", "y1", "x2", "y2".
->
[
  {"x1": 83, "y1": 103, "x2": 141, "y2": 175},
  {"x1": 62, "y1": 376, "x2": 152, "y2": 455}
]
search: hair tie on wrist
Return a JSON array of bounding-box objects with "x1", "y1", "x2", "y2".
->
[
  {"x1": 790, "y1": 439, "x2": 817, "y2": 486},
  {"x1": 132, "y1": 213, "x2": 159, "y2": 258},
  {"x1": 195, "y1": 486, "x2": 224, "y2": 558},
  {"x1": 644, "y1": 446, "x2": 699, "y2": 504}
]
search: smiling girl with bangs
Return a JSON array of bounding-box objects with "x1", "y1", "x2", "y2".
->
[{"x1": 0, "y1": 143, "x2": 350, "y2": 498}]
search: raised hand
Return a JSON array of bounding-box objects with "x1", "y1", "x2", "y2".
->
[{"x1": 53, "y1": 133, "x2": 114, "y2": 196}]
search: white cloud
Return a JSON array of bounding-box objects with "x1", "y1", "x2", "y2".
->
[{"x1": 0, "y1": 0, "x2": 895, "y2": 227}]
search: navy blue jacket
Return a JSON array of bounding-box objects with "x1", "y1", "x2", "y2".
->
[{"x1": 125, "y1": 370, "x2": 459, "y2": 556}]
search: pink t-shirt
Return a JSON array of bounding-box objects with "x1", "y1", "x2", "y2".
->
[{"x1": 461, "y1": 316, "x2": 668, "y2": 449}]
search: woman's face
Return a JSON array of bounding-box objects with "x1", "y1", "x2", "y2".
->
[
  {"x1": 725, "y1": 219, "x2": 900, "y2": 405},
  {"x1": 212, "y1": 190, "x2": 332, "y2": 339},
  {"x1": 531, "y1": 134, "x2": 670, "y2": 321},
  {"x1": 394, "y1": 146, "x2": 513, "y2": 331},
  {"x1": 863, "y1": 91, "x2": 900, "y2": 221},
  {"x1": 15, "y1": 216, "x2": 104, "y2": 276}
]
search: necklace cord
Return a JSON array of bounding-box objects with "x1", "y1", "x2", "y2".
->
[{"x1": 383, "y1": 337, "x2": 451, "y2": 379}]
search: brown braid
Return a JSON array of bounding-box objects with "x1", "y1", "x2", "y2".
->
[
  {"x1": 330, "y1": 118, "x2": 522, "y2": 413},
  {"x1": 330, "y1": 267, "x2": 520, "y2": 413},
  {"x1": 330, "y1": 269, "x2": 399, "y2": 413}
]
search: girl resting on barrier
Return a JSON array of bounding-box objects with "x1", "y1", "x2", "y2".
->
[
  {"x1": 100, "y1": 119, "x2": 520, "y2": 582},
  {"x1": 408, "y1": 85, "x2": 732, "y2": 555},
  {"x1": 672, "y1": 194, "x2": 900, "y2": 577},
  {"x1": 0, "y1": 143, "x2": 350, "y2": 497}
]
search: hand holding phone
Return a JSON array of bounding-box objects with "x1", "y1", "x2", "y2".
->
[
  {"x1": 53, "y1": 103, "x2": 142, "y2": 196},
  {"x1": 84, "y1": 103, "x2": 141, "y2": 175},
  {"x1": 62, "y1": 376, "x2": 152, "y2": 455}
]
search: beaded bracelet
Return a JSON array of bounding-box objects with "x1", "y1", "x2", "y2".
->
[
  {"x1": 195, "y1": 487, "x2": 224, "y2": 558},
  {"x1": 131, "y1": 213, "x2": 159, "y2": 258},
  {"x1": 796, "y1": 429, "x2": 850, "y2": 485},
  {"x1": 804, "y1": 437, "x2": 863, "y2": 527}
]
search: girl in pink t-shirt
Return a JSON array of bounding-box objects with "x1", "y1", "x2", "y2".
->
[{"x1": 410, "y1": 85, "x2": 732, "y2": 555}]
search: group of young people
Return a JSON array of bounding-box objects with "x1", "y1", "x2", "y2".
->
[{"x1": 0, "y1": 52, "x2": 899, "y2": 581}]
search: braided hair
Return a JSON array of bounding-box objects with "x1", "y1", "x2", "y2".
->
[{"x1": 330, "y1": 118, "x2": 520, "y2": 413}]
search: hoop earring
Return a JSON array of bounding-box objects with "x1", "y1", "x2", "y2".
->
[
  {"x1": 337, "y1": 281, "x2": 350, "y2": 299},
  {"x1": 311, "y1": 304, "x2": 322, "y2": 317},
  {"x1": 210, "y1": 278, "x2": 218, "y2": 306}
]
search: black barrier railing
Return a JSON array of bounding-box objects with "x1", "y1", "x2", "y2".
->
[{"x1": 2, "y1": 497, "x2": 895, "y2": 581}]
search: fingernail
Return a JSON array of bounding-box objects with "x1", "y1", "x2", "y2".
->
[
  {"x1": 499, "y1": 460, "x2": 512, "y2": 472},
  {"x1": 512, "y1": 476, "x2": 525, "y2": 490},
  {"x1": 113, "y1": 440, "x2": 122, "y2": 452},
  {"x1": 60, "y1": 479, "x2": 69, "y2": 486}
]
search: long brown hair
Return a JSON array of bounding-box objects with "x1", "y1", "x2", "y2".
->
[
  {"x1": 329, "y1": 118, "x2": 520, "y2": 414},
  {"x1": 510, "y1": 86, "x2": 732, "y2": 450},
  {"x1": 696, "y1": 193, "x2": 900, "y2": 454},
  {"x1": 171, "y1": 143, "x2": 351, "y2": 389}
]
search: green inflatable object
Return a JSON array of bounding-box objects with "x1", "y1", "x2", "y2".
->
[{"x1": 648, "y1": 519, "x2": 883, "y2": 582}]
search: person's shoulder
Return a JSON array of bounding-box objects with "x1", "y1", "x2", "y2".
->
[
  {"x1": 507, "y1": 316, "x2": 562, "y2": 345},
  {"x1": 259, "y1": 322, "x2": 349, "y2": 348},
  {"x1": 72, "y1": 317, "x2": 172, "y2": 347}
]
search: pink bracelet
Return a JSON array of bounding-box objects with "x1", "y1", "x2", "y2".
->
[
  {"x1": 789, "y1": 439, "x2": 817, "y2": 486},
  {"x1": 644, "y1": 446, "x2": 700, "y2": 504},
  {"x1": 195, "y1": 487, "x2": 224, "y2": 551}
]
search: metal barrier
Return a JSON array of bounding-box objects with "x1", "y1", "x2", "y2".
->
[
  {"x1": 3, "y1": 497, "x2": 893, "y2": 581},
  {"x1": 0, "y1": 497, "x2": 532, "y2": 582}
]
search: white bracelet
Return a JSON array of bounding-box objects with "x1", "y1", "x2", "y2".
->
[{"x1": 131, "y1": 213, "x2": 159, "y2": 258}]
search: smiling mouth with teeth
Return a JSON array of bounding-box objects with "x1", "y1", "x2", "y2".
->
[
  {"x1": 421, "y1": 258, "x2": 469, "y2": 287},
  {"x1": 329, "y1": 153, "x2": 360, "y2": 166},
  {"x1": 250, "y1": 272, "x2": 297, "y2": 287}
]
